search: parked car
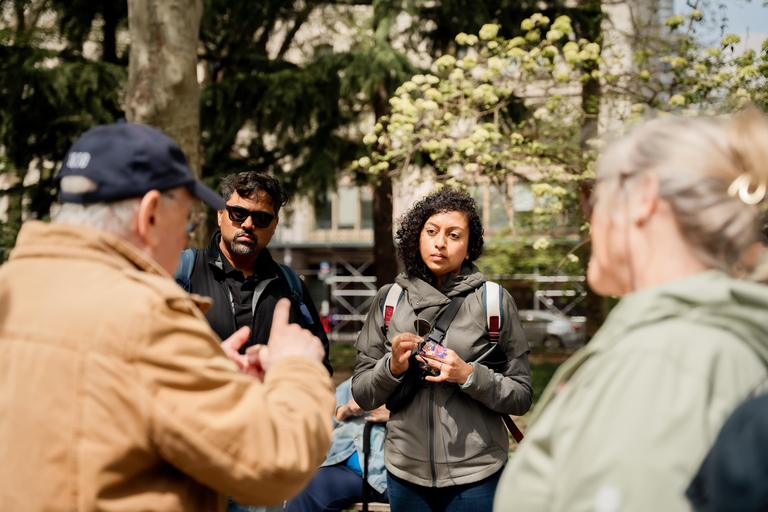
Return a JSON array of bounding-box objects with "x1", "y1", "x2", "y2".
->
[{"x1": 518, "y1": 309, "x2": 586, "y2": 351}]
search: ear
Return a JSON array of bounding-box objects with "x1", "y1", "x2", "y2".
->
[
  {"x1": 136, "y1": 190, "x2": 163, "y2": 248},
  {"x1": 217, "y1": 208, "x2": 224, "y2": 227},
  {"x1": 633, "y1": 171, "x2": 659, "y2": 226}
]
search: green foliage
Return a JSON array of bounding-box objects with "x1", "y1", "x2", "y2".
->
[
  {"x1": 529, "y1": 357, "x2": 561, "y2": 404},
  {"x1": 0, "y1": 1, "x2": 127, "y2": 260},
  {"x1": 625, "y1": 10, "x2": 768, "y2": 114},
  {"x1": 361, "y1": 5, "x2": 768, "y2": 253},
  {"x1": 361, "y1": 12, "x2": 596, "y2": 244},
  {"x1": 198, "y1": 0, "x2": 422, "y2": 198},
  {"x1": 477, "y1": 238, "x2": 584, "y2": 277},
  {"x1": 197, "y1": 0, "x2": 595, "y2": 198}
]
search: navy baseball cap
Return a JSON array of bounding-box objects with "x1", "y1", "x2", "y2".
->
[{"x1": 56, "y1": 120, "x2": 226, "y2": 210}]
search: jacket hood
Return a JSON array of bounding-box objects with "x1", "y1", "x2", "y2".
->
[
  {"x1": 395, "y1": 262, "x2": 486, "y2": 305},
  {"x1": 605, "y1": 270, "x2": 768, "y2": 366}
]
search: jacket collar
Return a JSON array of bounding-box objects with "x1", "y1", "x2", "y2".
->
[
  {"x1": 395, "y1": 262, "x2": 486, "y2": 308},
  {"x1": 10, "y1": 221, "x2": 169, "y2": 277}
]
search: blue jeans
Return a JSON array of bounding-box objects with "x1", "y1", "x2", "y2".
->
[
  {"x1": 386, "y1": 469, "x2": 501, "y2": 512},
  {"x1": 226, "y1": 497, "x2": 283, "y2": 512},
  {"x1": 285, "y1": 465, "x2": 389, "y2": 512}
]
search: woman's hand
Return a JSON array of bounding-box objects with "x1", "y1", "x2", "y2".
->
[
  {"x1": 389, "y1": 333, "x2": 422, "y2": 377},
  {"x1": 418, "y1": 348, "x2": 474, "y2": 385}
]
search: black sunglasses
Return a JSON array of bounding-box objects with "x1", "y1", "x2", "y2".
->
[{"x1": 225, "y1": 205, "x2": 276, "y2": 228}]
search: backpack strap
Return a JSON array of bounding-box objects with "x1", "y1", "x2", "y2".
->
[
  {"x1": 481, "y1": 281, "x2": 523, "y2": 442},
  {"x1": 277, "y1": 263, "x2": 314, "y2": 326},
  {"x1": 483, "y1": 281, "x2": 503, "y2": 343},
  {"x1": 174, "y1": 248, "x2": 198, "y2": 292},
  {"x1": 381, "y1": 283, "x2": 405, "y2": 335},
  {"x1": 425, "y1": 294, "x2": 466, "y2": 346}
]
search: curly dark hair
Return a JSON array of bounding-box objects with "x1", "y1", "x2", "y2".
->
[
  {"x1": 395, "y1": 188, "x2": 484, "y2": 285},
  {"x1": 220, "y1": 171, "x2": 289, "y2": 216}
]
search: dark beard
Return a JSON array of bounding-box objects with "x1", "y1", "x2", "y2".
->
[{"x1": 230, "y1": 229, "x2": 258, "y2": 256}]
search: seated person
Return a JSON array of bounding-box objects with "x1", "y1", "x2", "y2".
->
[{"x1": 286, "y1": 377, "x2": 389, "y2": 512}]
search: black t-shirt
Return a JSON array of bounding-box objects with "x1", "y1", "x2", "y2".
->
[{"x1": 219, "y1": 253, "x2": 258, "y2": 334}]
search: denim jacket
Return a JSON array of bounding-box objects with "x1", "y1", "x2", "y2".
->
[{"x1": 322, "y1": 379, "x2": 387, "y2": 493}]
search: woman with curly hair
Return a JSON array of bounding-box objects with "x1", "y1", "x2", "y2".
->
[{"x1": 352, "y1": 187, "x2": 532, "y2": 512}]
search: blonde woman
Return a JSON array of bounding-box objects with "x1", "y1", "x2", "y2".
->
[{"x1": 494, "y1": 109, "x2": 768, "y2": 511}]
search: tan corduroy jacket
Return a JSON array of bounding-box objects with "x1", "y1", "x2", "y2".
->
[{"x1": 0, "y1": 221, "x2": 335, "y2": 512}]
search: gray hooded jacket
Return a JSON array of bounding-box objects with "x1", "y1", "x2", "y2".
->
[{"x1": 352, "y1": 263, "x2": 532, "y2": 488}]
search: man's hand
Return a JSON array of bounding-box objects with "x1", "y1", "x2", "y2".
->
[
  {"x1": 246, "y1": 298, "x2": 326, "y2": 375},
  {"x1": 221, "y1": 326, "x2": 251, "y2": 372}
]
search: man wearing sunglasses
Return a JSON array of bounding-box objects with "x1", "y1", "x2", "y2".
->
[{"x1": 182, "y1": 171, "x2": 332, "y2": 384}]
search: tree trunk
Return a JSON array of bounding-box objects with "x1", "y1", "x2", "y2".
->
[
  {"x1": 125, "y1": 0, "x2": 203, "y2": 179},
  {"x1": 372, "y1": 80, "x2": 399, "y2": 287},
  {"x1": 125, "y1": 0, "x2": 206, "y2": 246},
  {"x1": 579, "y1": 0, "x2": 608, "y2": 341}
]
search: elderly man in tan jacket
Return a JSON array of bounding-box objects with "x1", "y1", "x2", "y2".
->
[{"x1": 0, "y1": 121, "x2": 335, "y2": 512}]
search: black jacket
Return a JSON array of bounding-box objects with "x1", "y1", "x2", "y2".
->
[{"x1": 189, "y1": 231, "x2": 332, "y2": 375}]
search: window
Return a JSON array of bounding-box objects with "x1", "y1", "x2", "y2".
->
[
  {"x1": 314, "y1": 191, "x2": 332, "y2": 230},
  {"x1": 313, "y1": 186, "x2": 375, "y2": 232},
  {"x1": 338, "y1": 187, "x2": 357, "y2": 230},
  {"x1": 360, "y1": 186, "x2": 373, "y2": 229},
  {"x1": 513, "y1": 182, "x2": 535, "y2": 212},
  {"x1": 489, "y1": 184, "x2": 508, "y2": 230},
  {"x1": 469, "y1": 184, "x2": 484, "y2": 212}
]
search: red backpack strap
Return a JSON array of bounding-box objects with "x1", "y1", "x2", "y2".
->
[
  {"x1": 483, "y1": 281, "x2": 503, "y2": 342},
  {"x1": 381, "y1": 283, "x2": 405, "y2": 335}
]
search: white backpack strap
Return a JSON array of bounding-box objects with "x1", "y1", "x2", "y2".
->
[
  {"x1": 381, "y1": 283, "x2": 404, "y2": 335},
  {"x1": 483, "y1": 281, "x2": 503, "y2": 342}
]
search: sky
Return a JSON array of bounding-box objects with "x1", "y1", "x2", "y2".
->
[{"x1": 673, "y1": 0, "x2": 768, "y2": 51}]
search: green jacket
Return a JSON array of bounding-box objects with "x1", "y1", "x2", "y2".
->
[
  {"x1": 494, "y1": 270, "x2": 768, "y2": 512},
  {"x1": 352, "y1": 263, "x2": 532, "y2": 488}
]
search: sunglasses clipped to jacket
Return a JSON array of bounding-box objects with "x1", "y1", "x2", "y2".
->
[{"x1": 225, "y1": 205, "x2": 276, "y2": 228}]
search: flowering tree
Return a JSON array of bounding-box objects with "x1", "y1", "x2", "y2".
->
[
  {"x1": 357, "y1": 4, "x2": 767, "y2": 332},
  {"x1": 358, "y1": 6, "x2": 768, "y2": 241}
]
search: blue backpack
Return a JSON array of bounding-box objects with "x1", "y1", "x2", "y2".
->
[{"x1": 174, "y1": 248, "x2": 314, "y2": 327}]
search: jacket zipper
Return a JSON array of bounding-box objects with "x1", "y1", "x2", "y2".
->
[{"x1": 429, "y1": 384, "x2": 437, "y2": 486}]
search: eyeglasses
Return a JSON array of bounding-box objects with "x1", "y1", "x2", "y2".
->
[
  {"x1": 163, "y1": 191, "x2": 206, "y2": 235},
  {"x1": 225, "y1": 205, "x2": 276, "y2": 228},
  {"x1": 186, "y1": 208, "x2": 206, "y2": 234}
]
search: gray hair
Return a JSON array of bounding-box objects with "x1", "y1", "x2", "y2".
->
[
  {"x1": 596, "y1": 109, "x2": 768, "y2": 280},
  {"x1": 54, "y1": 176, "x2": 141, "y2": 237}
]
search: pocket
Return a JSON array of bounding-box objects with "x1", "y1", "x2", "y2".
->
[
  {"x1": 385, "y1": 386, "x2": 431, "y2": 463},
  {"x1": 434, "y1": 387, "x2": 500, "y2": 464}
]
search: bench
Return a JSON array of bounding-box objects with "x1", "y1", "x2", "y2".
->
[{"x1": 348, "y1": 503, "x2": 391, "y2": 511}]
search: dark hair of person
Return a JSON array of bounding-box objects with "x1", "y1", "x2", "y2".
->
[
  {"x1": 220, "y1": 171, "x2": 289, "y2": 216},
  {"x1": 395, "y1": 187, "x2": 484, "y2": 285}
]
